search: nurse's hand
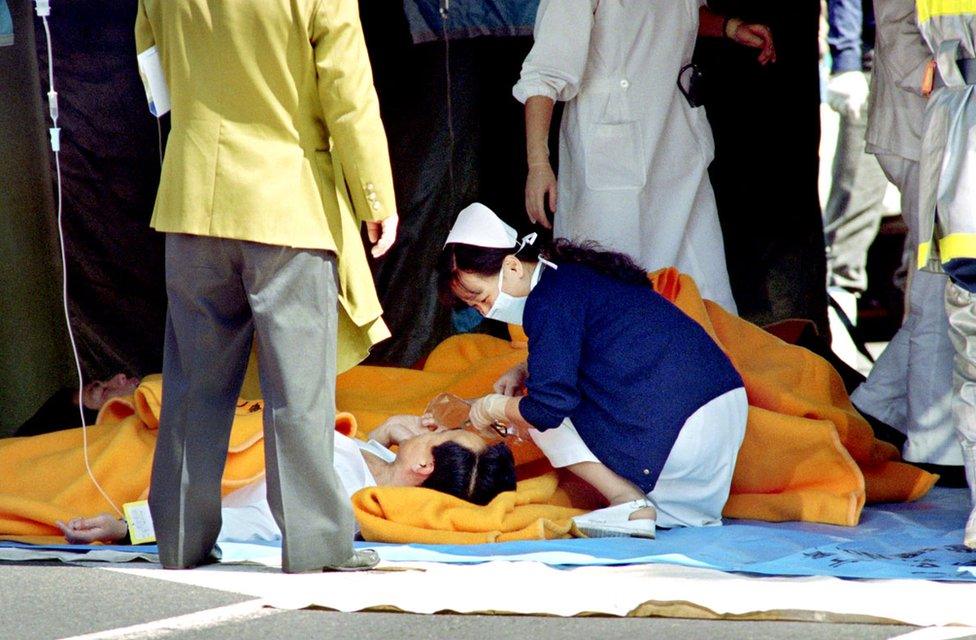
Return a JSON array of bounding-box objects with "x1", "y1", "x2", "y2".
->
[
  {"x1": 525, "y1": 163, "x2": 556, "y2": 229},
  {"x1": 469, "y1": 394, "x2": 510, "y2": 429},
  {"x1": 726, "y1": 19, "x2": 776, "y2": 65},
  {"x1": 494, "y1": 362, "x2": 528, "y2": 396}
]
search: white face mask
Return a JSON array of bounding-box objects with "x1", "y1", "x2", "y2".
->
[{"x1": 484, "y1": 262, "x2": 545, "y2": 326}]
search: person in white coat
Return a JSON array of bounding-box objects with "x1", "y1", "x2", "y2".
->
[
  {"x1": 849, "y1": 0, "x2": 958, "y2": 473},
  {"x1": 513, "y1": 0, "x2": 775, "y2": 312}
]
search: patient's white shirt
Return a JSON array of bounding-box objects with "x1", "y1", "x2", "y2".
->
[{"x1": 216, "y1": 431, "x2": 381, "y2": 543}]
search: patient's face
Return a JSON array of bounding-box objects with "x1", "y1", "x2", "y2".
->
[
  {"x1": 400, "y1": 428, "x2": 486, "y2": 460},
  {"x1": 81, "y1": 373, "x2": 140, "y2": 410},
  {"x1": 393, "y1": 428, "x2": 487, "y2": 486}
]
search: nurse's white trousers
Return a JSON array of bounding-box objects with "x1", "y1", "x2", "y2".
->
[{"x1": 529, "y1": 387, "x2": 748, "y2": 528}]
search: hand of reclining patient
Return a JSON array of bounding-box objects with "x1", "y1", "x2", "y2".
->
[
  {"x1": 370, "y1": 414, "x2": 441, "y2": 447},
  {"x1": 56, "y1": 514, "x2": 128, "y2": 544}
]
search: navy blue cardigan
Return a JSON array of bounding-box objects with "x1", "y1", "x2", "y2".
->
[{"x1": 518, "y1": 263, "x2": 743, "y2": 493}]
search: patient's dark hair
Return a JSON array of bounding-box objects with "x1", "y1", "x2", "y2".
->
[
  {"x1": 421, "y1": 441, "x2": 517, "y2": 505},
  {"x1": 438, "y1": 235, "x2": 649, "y2": 306}
]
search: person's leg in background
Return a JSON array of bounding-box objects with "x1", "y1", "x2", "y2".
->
[
  {"x1": 150, "y1": 234, "x2": 254, "y2": 569},
  {"x1": 850, "y1": 156, "x2": 958, "y2": 475},
  {"x1": 898, "y1": 154, "x2": 956, "y2": 467},
  {"x1": 243, "y1": 243, "x2": 359, "y2": 573},
  {"x1": 822, "y1": 101, "x2": 890, "y2": 367},
  {"x1": 943, "y1": 267, "x2": 976, "y2": 547}
]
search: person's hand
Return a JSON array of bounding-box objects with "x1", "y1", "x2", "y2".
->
[
  {"x1": 468, "y1": 394, "x2": 509, "y2": 429},
  {"x1": 56, "y1": 514, "x2": 128, "y2": 544},
  {"x1": 826, "y1": 71, "x2": 870, "y2": 120},
  {"x1": 525, "y1": 163, "x2": 556, "y2": 229},
  {"x1": 371, "y1": 414, "x2": 439, "y2": 446},
  {"x1": 726, "y1": 19, "x2": 776, "y2": 65},
  {"x1": 493, "y1": 362, "x2": 528, "y2": 396},
  {"x1": 365, "y1": 214, "x2": 399, "y2": 258}
]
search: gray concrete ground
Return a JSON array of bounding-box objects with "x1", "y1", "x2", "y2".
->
[{"x1": 0, "y1": 561, "x2": 923, "y2": 640}]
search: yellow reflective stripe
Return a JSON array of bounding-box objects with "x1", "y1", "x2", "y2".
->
[
  {"x1": 938, "y1": 233, "x2": 976, "y2": 262},
  {"x1": 918, "y1": 240, "x2": 932, "y2": 268},
  {"x1": 917, "y1": 0, "x2": 976, "y2": 23}
]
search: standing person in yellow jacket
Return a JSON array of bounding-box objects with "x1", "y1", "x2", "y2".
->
[{"x1": 135, "y1": 0, "x2": 398, "y2": 572}]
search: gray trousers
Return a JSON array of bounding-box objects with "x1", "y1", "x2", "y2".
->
[
  {"x1": 945, "y1": 280, "x2": 976, "y2": 546},
  {"x1": 850, "y1": 156, "x2": 957, "y2": 465},
  {"x1": 149, "y1": 233, "x2": 354, "y2": 572},
  {"x1": 824, "y1": 106, "x2": 890, "y2": 293}
]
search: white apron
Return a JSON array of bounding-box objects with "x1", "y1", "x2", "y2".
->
[{"x1": 514, "y1": 0, "x2": 737, "y2": 312}]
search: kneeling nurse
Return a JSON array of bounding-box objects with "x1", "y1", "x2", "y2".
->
[{"x1": 439, "y1": 203, "x2": 748, "y2": 538}]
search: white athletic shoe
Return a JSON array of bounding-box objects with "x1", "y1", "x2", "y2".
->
[{"x1": 572, "y1": 499, "x2": 656, "y2": 539}]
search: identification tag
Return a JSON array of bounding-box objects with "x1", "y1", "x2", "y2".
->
[{"x1": 123, "y1": 500, "x2": 157, "y2": 545}]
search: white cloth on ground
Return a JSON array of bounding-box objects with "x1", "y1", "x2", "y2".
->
[{"x1": 217, "y1": 432, "x2": 379, "y2": 543}]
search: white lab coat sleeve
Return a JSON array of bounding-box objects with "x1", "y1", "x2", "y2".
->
[
  {"x1": 512, "y1": 0, "x2": 595, "y2": 103},
  {"x1": 874, "y1": 0, "x2": 931, "y2": 95}
]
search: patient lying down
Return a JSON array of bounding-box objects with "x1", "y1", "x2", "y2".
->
[{"x1": 58, "y1": 415, "x2": 516, "y2": 544}]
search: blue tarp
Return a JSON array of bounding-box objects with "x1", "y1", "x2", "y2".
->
[
  {"x1": 402, "y1": 0, "x2": 539, "y2": 44},
  {"x1": 5, "y1": 488, "x2": 976, "y2": 582},
  {"x1": 1, "y1": 0, "x2": 14, "y2": 47}
]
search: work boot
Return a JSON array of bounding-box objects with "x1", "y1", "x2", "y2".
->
[{"x1": 944, "y1": 281, "x2": 976, "y2": 548}]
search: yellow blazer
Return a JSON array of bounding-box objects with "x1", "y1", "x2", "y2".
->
[{"x1": 135, "y1": 0, "x2": 394, "y2": 371}]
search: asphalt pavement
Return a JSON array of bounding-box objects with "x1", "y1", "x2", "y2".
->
[{"x1": 0, "y1": 561, "x2": 923, "y2": 640}]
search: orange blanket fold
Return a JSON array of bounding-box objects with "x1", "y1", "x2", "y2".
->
[
  {"x1": 0, "y1": 375, "x2": 362, "y2": 544},
  {"x1": 341, "y1": 268, "x2": 936, "y2": 542},
  {"x1": 353, "y1": 472, "x2": 583, "y2": 544},
  {"x1": 647, "y1": 269, "x2": 936, "y2": 523}
]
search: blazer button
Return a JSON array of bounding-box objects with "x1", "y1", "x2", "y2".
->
[
  {"x1": 366, "y1": 182, "x2": 375, "y2": 190},
  {"x1": 371, "y1": 201, "x2": 381, "y2": 211},
  {"x1": 642, "y1": 468, "x2": 650, "y2": 475}
]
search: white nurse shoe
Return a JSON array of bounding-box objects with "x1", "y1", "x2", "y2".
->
[{"x1": 572, "y1": 498, "x2": 656, "y2": 539}]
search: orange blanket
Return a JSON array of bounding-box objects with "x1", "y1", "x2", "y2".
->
[
  {"x1": 0, "y1": 268, "x2": 936, "y2": 546},
  {"x1": 339, "y1": 268, "x2": 936, "y2": 541},
  {"x1": 649, "y1": 268, "x2": 935, "y2": 523},
  {"x1": 354, "y1": 472, "x2": 583, "y2": 544},
  {"x1": 0, "y1": 375, "x2": 358, "y2": 544}
]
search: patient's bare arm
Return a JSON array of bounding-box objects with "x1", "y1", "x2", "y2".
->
[
  {"x1": 56, "y1": 514, "x2": 128, "y2": 544},
  {"x1": 369, "y1": 414, "x2": 439, "y2": 447}
]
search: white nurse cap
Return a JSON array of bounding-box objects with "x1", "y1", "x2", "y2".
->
[{"x1": 444, "y1": 202, "x2": 519, "y2": 249}]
